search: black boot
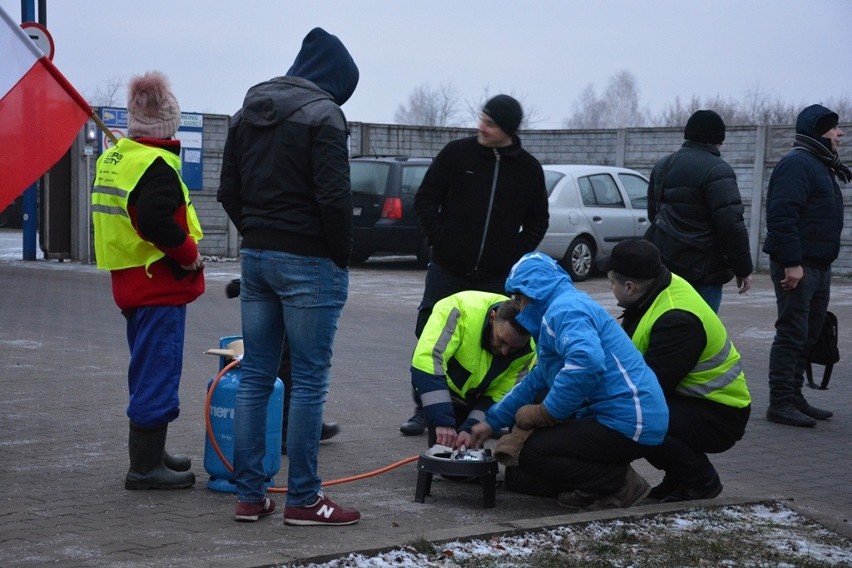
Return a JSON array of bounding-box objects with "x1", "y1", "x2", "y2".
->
[
  {"x1": 125, "y1": 422, "x2": 195, "y2": 490},
  {"x1": 320, "y1": 421, "x2": 340, "y2": 441},
  {"x1": 646, "y1": 474, "x2": 680, "y2": 503},
  {"x1": 163, "y1": 450, "x2": 192, "y2": 472},
  {"x1": 766, "y1": 401, "x2": 817, "y2": 427},
  {"x1": 400, "y1": 407, "x2": 426, "y2": 436},
  {"x1": 161, "y1": 423, "x2": 192, "y2": 472},
  {"x1": 792, "y1": 393, "x2": 833, "y2": 420}
]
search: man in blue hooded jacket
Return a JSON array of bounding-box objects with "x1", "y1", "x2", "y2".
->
[
  {"x1": 218, "y1": 28, "x2": 360, "y2": 525},
  {"x1": 469, "y1": 253, "x2": 669, "y2": 511},
  {"x1": 764, "y1": 104, "x2": 848, "y2": 427}
]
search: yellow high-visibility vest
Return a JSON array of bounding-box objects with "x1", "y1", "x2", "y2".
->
[
  {"x1": 92, "y1": 138, "x2": 202, "y2": 273},
  {"x1": 632, "y1": 274, "x2": 750, "y2": 408}
]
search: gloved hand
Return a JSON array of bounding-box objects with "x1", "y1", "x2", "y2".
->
[
  {"x1": 225, "y1": 278, "x2": 241, "y2": 299},
  {"x1": 494, "y1": 427, "x2": 535, "y2": 467},
  {"x1": 515, "y1": 404, "x2": 557, "y2": 430}
]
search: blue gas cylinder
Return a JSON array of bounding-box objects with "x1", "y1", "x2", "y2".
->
[{"x1": 204, "y1": 335, "x2": 284, "y2": 493}]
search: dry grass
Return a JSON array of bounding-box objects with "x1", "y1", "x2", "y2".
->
[{"x1": 295, "y1": 501, "x2": 852, "y2": 567}]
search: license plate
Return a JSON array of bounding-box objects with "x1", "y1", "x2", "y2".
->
[{"x1": 353, "y1": 207, "x2": 362, "y2": 216}]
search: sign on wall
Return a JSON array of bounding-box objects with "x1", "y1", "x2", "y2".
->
[{"x1": 98, "y1": 107, "x2": 204, "y2": 190}]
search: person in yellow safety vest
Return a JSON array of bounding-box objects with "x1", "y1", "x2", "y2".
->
[
  {"x1": 600, "y1": 239, "x2": 751, "y2": 503},
  {"x1": 411, "y1": 291, "x2": 536, "y2": 450},
  {"x1": 92, "y1": 71, "x2": 205, "y2": 491}
]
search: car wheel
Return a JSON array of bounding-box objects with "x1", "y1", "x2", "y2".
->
[
  {"x1": 560, "y1": 237, "x2": 594, "y2": 282},
  {"x1": 350, "y1": 248, "x2": 371, "y2": 265},
  {"x1": 415, "y1": 238, "x2": 430, "y2": 268}
]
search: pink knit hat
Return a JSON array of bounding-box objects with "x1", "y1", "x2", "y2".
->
[{"x1": 127, "y1": 71, "x2": 180, "y2": 139}]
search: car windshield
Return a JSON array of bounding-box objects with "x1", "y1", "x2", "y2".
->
[
  {"x1": 619, "y1": 173, "x2": 649, "y2": 209},
  {"x1": 350, "y1": 162, "x2": 391, "y2": 195}
]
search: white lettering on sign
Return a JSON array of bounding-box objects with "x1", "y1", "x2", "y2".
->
[{"x1": 210, "y1": 406, "x2": 234, "y2": 419}]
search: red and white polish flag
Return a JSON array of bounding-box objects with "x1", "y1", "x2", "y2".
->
[{"x1": 0, "y1": 5, "x2": 92, "y2": 212}]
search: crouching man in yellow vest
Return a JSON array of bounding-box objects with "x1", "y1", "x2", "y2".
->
[
  {"x1": 411, "y1": 291, "x2": 535, "y2": 450},
  {"x1": 600, "y1": 239, "x2": 750, "y2": 502},
  {"x1": 91, "y1": 71, "x2": 204, "y2": 490}
]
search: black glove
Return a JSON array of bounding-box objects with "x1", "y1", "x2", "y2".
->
[{"x1": 225, "y1": 278, "x2": 241, "y2": 299}]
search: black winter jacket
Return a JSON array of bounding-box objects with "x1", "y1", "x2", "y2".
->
[
  {"x1": 217, "y1": 28, "x2": 358, "y2": 268},
  {"x1": 763, "y1": 129, "x2": 844, "y2": 269},
  {"x1": 217, "y1": 78, "x2": 353, "y2": 267},
  {"x1": 415, "y1": 136, "x2": 549, "y2": 277},
  {"x1": 645, "y1": 141, "x2": 753, "y2": 286}
]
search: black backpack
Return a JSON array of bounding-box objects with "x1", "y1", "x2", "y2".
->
[{"x1": 806, "y1": 311, "x2": 839, "y2": 390}]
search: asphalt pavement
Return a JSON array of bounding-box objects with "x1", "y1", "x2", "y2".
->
[{"x1": 1, "y1": 228, "x2": 850, "y2": 567}]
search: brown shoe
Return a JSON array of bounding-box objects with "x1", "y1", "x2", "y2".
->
[
  {"x1": 584, "y1": 466, "x2": 650, "y2": 511},
  {"x1": 556, "y1": 489, "x2": 599, "y2": 511}
]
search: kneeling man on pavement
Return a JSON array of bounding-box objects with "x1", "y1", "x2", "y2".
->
[
  {"x1": 600, "y1": 239, "x2": 751, "y2": 502},
  {"x1": 412, "y1": 291, "x2": 536, "y2": 450}
]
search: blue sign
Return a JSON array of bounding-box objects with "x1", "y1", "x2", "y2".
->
[{"x1": 99, "y1": 107, "x2": 204, "y2": 190}]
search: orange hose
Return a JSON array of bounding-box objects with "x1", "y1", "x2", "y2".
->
[
  {"x1": 204, "y1": 358, "x2": 419, "y2": 494},
  {"x1": 205, "y1": 358, "x2": 239, "y2": 473},
  {"x1": 268, "y1": 455, "x2": 419, "y2": 494}
]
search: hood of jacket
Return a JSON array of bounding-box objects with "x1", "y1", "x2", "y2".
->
[
  {"x1": 238, "y1": 76, "x2": 333, "y2": 128},
  {"x1": 796, "y1": 104, "x2": 839, "y2": 152},
  {"x1": 286, "y1": 27, "x2": 359, "y2": 106},
  {"x1": 505, "y1": 252, "x2": 574, "y2": 338}
]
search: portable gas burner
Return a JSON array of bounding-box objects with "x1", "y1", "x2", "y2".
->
[{"x1": 414, "y1": 445, "x2": 499, "y2": 508}]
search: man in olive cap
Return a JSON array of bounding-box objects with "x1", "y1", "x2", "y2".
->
[
  {"x1": 399, "y1": 95, "x2": 550, "y2": 435},
  {"x1": 763, "y1": 104, "x2": 848, "y2": 427}
]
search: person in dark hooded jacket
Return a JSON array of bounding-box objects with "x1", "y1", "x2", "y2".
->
[
  {"x1": 764, "y1": 104, "x2": 848, "y2": 428},
  {"x1": 644, "y1": 110, "x2": 753, "y2": 312},
  {"x1": 217, "y1": 28, "x2": 360, "y2": 526}
]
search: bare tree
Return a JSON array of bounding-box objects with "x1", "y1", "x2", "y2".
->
[
  {"x1": 394, "y1": 82, "x2": 463, "y2": 127},
  {"x1": 822, "y1": 96, "x2": 852, "y2": 122},
  {"x1": 739, "y1": 86, "x2": 797, "y2": 125},
  {"x1": 464, "y1": 87, "x2": 547, "y2": 129},
  {"x1": 566, "y1": 72, "x2": 852, "y2": 129},
  {"x1": 86, "y1": 76, "x2": 125, "y2": 108},
  {"x1": 651, "y1": 95, "x2": 702, "y2": 127},
  {"x1": 563, "y1": 70, "x2": 647, "y2": 128}
]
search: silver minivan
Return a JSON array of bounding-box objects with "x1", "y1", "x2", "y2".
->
[{"x1": 536, "y1": 165, "x2": 649, "y2": 281}]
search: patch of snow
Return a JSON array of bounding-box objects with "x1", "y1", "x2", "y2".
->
[{"x1": 302, "y1": 503, "x2": 852, "y2": 568}]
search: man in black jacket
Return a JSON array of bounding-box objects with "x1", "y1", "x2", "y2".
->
[
  {"x1": 764, "y1": 104, "x2": 848, "y2": 427},
  {"x1": 218, "y1": 28, "x2": 360, "y2": 526},
  {"x1": 600, "y1": 240, "x2": 751, "y2": 503},
  {"x1": 399, "y1": 94, "x2": 549, "y2": 435},
  {"x1": 644, "y1": 110, "x2": 753, "y2": 312}
]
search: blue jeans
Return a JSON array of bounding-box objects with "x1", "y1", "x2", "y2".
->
[
  {"x1": 768, "y1": 262, "x2": 831, "y2": 404},
  {"x1": 233, "y1": 249, "x2": 348, "y2": 506},
  {"x1": 692, "y1": 284, "x2": 722, "y2": 313}
]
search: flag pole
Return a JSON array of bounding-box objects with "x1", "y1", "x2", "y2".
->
[{"x1": 89, "y1": 111, "x2": 118, "y2": 145}]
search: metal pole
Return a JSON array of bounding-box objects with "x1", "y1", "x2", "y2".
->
[{"x1": 20, "y1": 0, "x2": 37, "y2": 260}]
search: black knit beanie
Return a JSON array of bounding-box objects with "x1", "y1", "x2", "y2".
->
[
  {"x1": 482, "y1": 94, "x2": 523, "y2": 136},
  {"x1": 684, "y1": 110, "x2": 726, "y2": 144},
  {"x1": 815, "y1": 113, "x2": 839, "y2": 135}
]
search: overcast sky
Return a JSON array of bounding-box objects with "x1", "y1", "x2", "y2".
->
[{"x1": 3, "y1": 0, "x2": 851, "y2": 128}]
